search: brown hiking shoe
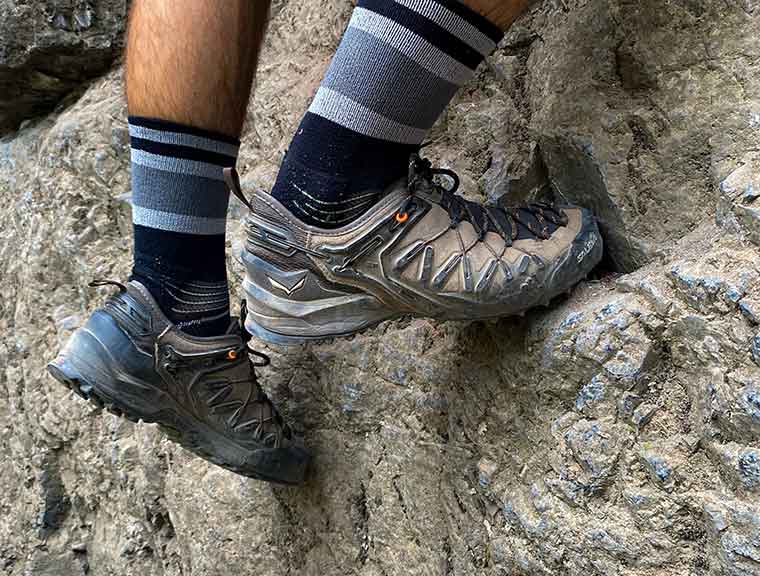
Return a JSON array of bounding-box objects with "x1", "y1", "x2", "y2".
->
[
  {"x1": 229, "y1": 154, "x2": 603, "y2": 344},
  {"x1": 48, "y1": 280, "x2": 310, "y2": 483}
]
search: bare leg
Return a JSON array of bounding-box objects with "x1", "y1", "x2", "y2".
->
[
  {"x1": 461, "y1": 0, "x2": 533, "y2": 31},
  {"x1": 124, "y1": 0, "x2": 270, "y2": 336},
  {"x1": 125, "y1": 0, "x2": 269, "y2": 137}
]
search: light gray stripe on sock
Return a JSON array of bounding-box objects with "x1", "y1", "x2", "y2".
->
[
  {"x1": 132, "y1": 205, "x2": 227, "y2": 235},
  {"x1": 349, "y1": 7, "x2": 475, "y2": 85},
  {"x1": 131, "y1": 167, "x2": 230, "y2": 219},
  {"x1": 308, "y1": 87, "x2": 427, "y2": 144},
  {"x1": 129, "y1": 125, "x2": 240, "y2": 157},
  {"x1": 131, "y1": 149, "x2": 225, "y2": 181},
  {"x1": 323, "y1": 27, "x2": 459, "y2": 129},
  {"x1": 393, "y1": 0, "x2": 497, "y2": 56}
]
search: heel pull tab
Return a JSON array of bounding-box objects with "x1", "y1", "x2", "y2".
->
[
  {"x1": 223, "y1": 167, "x2": 254, "y2": 212},
  {"x1": 239, "y1": 299, "x2": 252, "y2": 344}
]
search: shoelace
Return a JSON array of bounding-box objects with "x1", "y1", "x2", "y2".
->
[
  {"x1": 240, "y1": 302, "x2": 290, "y2": 443},
  {"x1": 399, "y1": 154, "x2": 568, "y2": 246},
  {"x1": 198, "y1": 346, "x2": 289, "y2": 445}
]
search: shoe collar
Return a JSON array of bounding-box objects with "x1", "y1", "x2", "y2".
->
[
  {"x1": 247, "y1": 178, "x2": 411, "y2": 236},
  {"x1": 127, "y1": 280, "x2": 243, "y2": 348}
]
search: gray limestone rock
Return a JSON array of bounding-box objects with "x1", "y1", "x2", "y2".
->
[
  {"x1": 0, "y1": 0, "x2": 127, "y2": 134},
  {"x1": 524, "y1": 1, "x2": 760, "y2": 272},
  {"x1": 2, "y1": 1, "x2": 760, "y2": 576}
]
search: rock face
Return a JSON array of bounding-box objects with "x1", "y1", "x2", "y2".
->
[
  {"x1": 1, "y1": 1, "x2": 759, "y2": 575},
  {"x1": 0, "y1": 0, "x2": 127, "y2": 134}
]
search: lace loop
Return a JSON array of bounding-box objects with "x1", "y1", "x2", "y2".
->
[{"x1": 248, "y1": 347, "x2": 270, "y2": 367}]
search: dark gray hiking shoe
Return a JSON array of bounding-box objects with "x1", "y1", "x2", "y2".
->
[
  {"x1": 229, "y1": 154, "x2": 603, "y2": 345},
  {"x1": 47, "y1": 280, "x2": 310, "y2": 484}
]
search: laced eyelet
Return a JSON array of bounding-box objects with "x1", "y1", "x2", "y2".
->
[
  {"x1": 407, "y1": 152, "x2": 567, "y2": 244},
  {"x1": 227, "y1": 350, "x2": 238, "y2": 361}
]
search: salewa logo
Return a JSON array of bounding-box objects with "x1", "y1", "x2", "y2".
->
[
  {"x1": 577, "y1": 233, "x2": 598, "y2": 263},
  {"x1": 267, "y1": 274, "x2": 306, "y2": 296}
]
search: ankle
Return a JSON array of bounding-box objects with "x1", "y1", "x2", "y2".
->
[
  {"x1": 271, "y1": 150, "x2": 406, "y2": 229},
  {"x1": 130, "y1": 266, "x2": 231, "y2": 337}
]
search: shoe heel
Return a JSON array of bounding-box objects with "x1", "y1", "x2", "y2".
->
[
  {"x1": 47, "y1": 356, "x2": 95, "y2": 402},
  {"x1": 48, "y1": 313, "x2": 163, "y2": 421},
  {"x1": 241, "y1": 251, "x2": 395, "y2": 345}
]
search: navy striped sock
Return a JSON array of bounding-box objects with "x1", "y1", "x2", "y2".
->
[
  {"x1": 271, "y1": 0, "x2": 502, "y2": 228},
  {"x1": 128, "y1": 116, "x2": 238, "y2": 336}
]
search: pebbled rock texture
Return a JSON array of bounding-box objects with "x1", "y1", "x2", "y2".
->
[{"x1": 1, "y1": 1, "x2": 760, "y2": 575}]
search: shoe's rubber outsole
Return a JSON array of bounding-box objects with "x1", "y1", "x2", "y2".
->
[
  {"x1": 47, "y1": 355, "x2": 309, "y2": 485},
  {"x1": 244, "y1": 310, "x2": 401, "y2": 346}
]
